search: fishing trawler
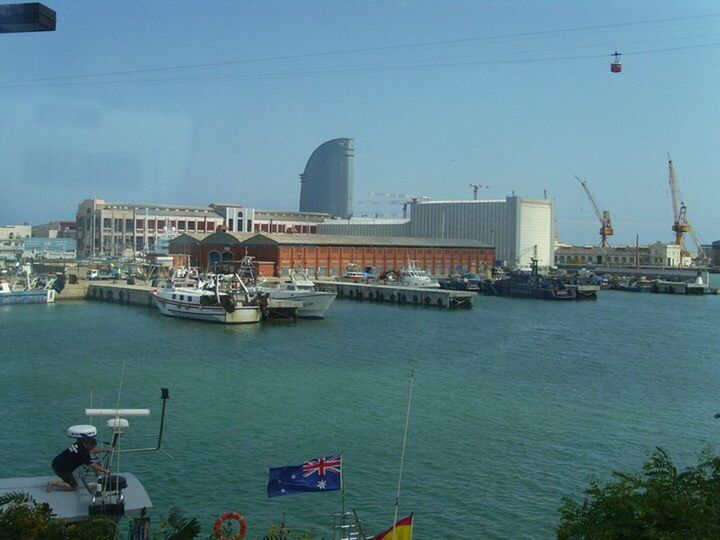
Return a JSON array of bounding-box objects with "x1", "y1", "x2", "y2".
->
[
  {"x1": 485, "y1": 258, "x2": 577, "y2": 300},
  {"x1": 0, "y1": 388, "x2": 170, "y2": 536},
  {"x1": 150, "y1": 275, "x2": 262, "y2": 324},
  {"x1": 0, "y1": 265, "x2": 56, "y2": 305}
]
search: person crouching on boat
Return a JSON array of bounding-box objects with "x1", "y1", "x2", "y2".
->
[{"x1": 46, "y1": 436, "x2": 108, "y2": 492}]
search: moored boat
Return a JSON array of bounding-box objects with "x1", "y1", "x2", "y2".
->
[
  {"x1": 253, "y1": 270, "x2": 336, "y2": 319},
  {"x1": 0, "y1": 277, "x2": 56, "y2": 305},
  {"x1": 400, "y1": 261, "x2": 440, "y2": 288},
  {"x1": 150, "y1": 277, "x2": 261, "y2": 324},
  {"x1": 485, "y1": 258, "x2": 576, "y2": 300}
]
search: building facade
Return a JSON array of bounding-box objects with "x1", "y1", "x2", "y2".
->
[
  {"x1": 319, "y1": 196, "x2": 555, "y2": 267},
  {"x1": 169, "y1": 232, "x2": 494, "y2": 277},
  {"x1": 32, "y1": 221, "x2": 77, "y2": 239},
  {"x1": 22, "y1": 238, "x2": 77, "y2": 260},
  {"x1": 0, "y1": 225, "x2": 31, "y2": 264},
  {"x1": 299, "y1": 138, "x2": 354, "y2": 218},
  {"x1": 211, "y1": 204, "x2": 329, "y2": 234},
  {"x1": 555, "y1": 242, "x2": 683, "y2": 268},
  {"x1": 76, "y1": 198, "x2": 226, "y2": 258}
]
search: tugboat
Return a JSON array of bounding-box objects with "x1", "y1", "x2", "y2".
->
[{"x1": 485, "y1": 258, "x2": 577, "y2": 300}]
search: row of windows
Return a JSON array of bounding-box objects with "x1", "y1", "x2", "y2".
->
[{"x1": 172, "y1": 294, "x2": 194, "y2": 302}]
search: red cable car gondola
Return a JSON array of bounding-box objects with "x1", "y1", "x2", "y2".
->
[{"x1": 610, "y1": 51, "x2": 622, "y2": 73}]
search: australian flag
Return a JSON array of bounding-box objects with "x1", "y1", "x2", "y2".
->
[{"x1": 267, "y1": 454, "x2": 343, "y2": 498}]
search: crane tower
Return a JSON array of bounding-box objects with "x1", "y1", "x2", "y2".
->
[
  {"x1": 667, "y1": 154, "x2": 708, "y2": 263},
  {"x1": 574, "y1": 176, "x2": 614, "y2": 248}
]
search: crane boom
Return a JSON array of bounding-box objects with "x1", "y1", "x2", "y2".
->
[
  {"x1": 575, "y1": 175, "x2": 613, "y2": 247},
  {"x1": 667, "y1": 154, "x2": 693, "y2": 257}
]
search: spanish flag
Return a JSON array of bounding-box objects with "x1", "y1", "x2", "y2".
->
[{"x1": 372, "y1": 514, "x2": 413, "y2": 540}]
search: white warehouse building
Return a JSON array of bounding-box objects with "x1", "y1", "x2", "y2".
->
[{"x1": 319, "y1": 196, "x2": 555, "y2": 267}]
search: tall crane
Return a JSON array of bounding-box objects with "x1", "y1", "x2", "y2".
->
[
  {"x1": 574, "y1": 175, "x2": 614, "y2": 247},
  {"x1": 667, "y1": 154, "x2": 708, "y2": 264}
]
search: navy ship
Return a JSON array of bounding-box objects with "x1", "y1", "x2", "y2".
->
[{"x1": 485, "y1": 259, "x2": 576, "y2": 300}]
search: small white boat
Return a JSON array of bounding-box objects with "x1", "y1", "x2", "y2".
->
[
  {"x1": 400, "y1": 261, "x2": 440, "y2": 288},
  {"x1": 150, "y1": 278, "x2": 261, "y2": 324},
  {"x1": 254, "y1": 270, "x2": 336, "y2": 319}
]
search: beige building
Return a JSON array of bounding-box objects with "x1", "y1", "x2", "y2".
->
[
  {"x1": 76, "y1": 198, "x2": 226, "y2": 258},
  {"x1": 555, "y1": 242, "x2": 683, "y2": 268}
]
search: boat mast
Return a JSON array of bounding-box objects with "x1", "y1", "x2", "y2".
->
[{"x1": 392, "y1": 372, "x2": 415, "y2": 539}]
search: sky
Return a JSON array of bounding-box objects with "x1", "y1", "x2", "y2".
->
[{"x1": 1, "y1": 0, "x2": 719, "y2": 246}]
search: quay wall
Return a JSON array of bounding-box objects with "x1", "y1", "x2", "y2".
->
[{"x1": 314, "y1": 280, "x2": 474, "y2": 309}]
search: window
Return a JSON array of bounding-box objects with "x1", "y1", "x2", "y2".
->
[
  {"x1": 179, "y1": 295, "x2": 184, "y2": 301},
  {"x1": 178, "y1": 220, "x2": 186, "y2": 230},
  {"x1": 172, "y1": 294, "x2": 176, "y2": 300},
  {"x1": 188, "y1": 221, "x2": 196, "y2": 231}
]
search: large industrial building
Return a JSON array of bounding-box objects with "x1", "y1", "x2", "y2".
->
[
  {"x1": 169, "y1": 231, "x2": 494, "y2": 277},
  {"x1": 299, "y1": 138, "x2": 354, "y2": 218},
  {"x1": 76, "y1": 198, "x2": 331, "y2": 258},
  {"x1": 319, "y1": 196, "x2": 555, "y2": 267}
]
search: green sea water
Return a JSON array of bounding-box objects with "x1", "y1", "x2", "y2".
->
[{"x1": 1, "y1": 291, "x2": 719, "y2": 538}]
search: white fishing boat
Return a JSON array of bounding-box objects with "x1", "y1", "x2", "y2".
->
[
  {"x1": 0, "y1": 388, "x2": 170, "y2": 536},
  {"x1": 253, "y1": 270, "x2": 336, "y2": 319},
  {"x1": 0, "y1": 267, "x2": 56, "y2": 305},
  {"x1": 150, "y1": 277, "x2": 262, "y2": 324},
  {"x1": 400, "y1": 261, "x2": 440, "y2": 288}
]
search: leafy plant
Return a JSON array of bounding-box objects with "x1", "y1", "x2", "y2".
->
[
  {"x1": 159, "y1": 506, "x2": 202, "y2": 539},
  {"x1": 558, "y1": 446, "x2": 720, "y2": 539}
]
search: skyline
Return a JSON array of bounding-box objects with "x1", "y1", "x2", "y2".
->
[{"x1": 1, "y1": 0, "x2": 718, "y2": 246}]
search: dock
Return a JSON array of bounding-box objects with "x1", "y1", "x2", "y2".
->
[
  {"x1": 313, "y1": 280, "x2": 474, "y2": 309},
  {"x1": 56, "y1": 280, "x2": 301, "y2": 320}
]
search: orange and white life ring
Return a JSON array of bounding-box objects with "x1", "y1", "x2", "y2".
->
[{"x1": 213, "y1": 512, "x2": 247, "y2": 540}]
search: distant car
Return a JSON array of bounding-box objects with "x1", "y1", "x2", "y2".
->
[{"x1": 86, "y1": 269, "x2": 98, "y2": 280}]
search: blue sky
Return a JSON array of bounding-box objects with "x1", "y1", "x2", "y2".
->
[{"x1": 1, "y1": 0, "x2": 718, "y2": 246}]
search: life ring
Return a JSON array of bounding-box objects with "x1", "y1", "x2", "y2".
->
[{"x1": 213, "y1": 512, "x2": 247, "y2": 540}]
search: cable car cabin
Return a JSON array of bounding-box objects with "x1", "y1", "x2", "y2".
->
[{"x1": 610, "y1": 61, "x2": 622, "y2": 73}]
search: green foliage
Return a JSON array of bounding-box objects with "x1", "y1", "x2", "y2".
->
[
  {"x1": 0, "y1": 491, "x2": 68, "y2": 539},
  {"x1": 0, "y1": 490, "x2": 117, "y2": 540},
  {"x1": 263, "y1": 523, "x2": 317, "y2": 539},
  {"x1": 558, "y1": 446, "x2": 720, "y2": 539},
  {"x1": 159, "y1": 506, "x2": 202, "y2": 540}
]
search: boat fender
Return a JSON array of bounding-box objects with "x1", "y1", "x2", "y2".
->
[
  {"x1": 400, "y1": 294, "x2": 406, "y2": 304},
  {"x1": 213, "y1": 511, "x2": 247, "y2": 540},
  {"x1": 413, "y1": 295, "x2": 418, "y2": 304}
]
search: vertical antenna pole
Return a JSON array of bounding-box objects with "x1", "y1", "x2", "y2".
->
[{"x1": 392, "y1": 372, "x2": 415, "y2": 539}]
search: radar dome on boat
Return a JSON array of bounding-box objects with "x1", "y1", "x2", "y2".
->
[
  {"x1": 67, "y1": 425, "x2": 97, "y2": 439},
  {"x1": 107, "y1": 418, "x2": 130, "y2": 430}
]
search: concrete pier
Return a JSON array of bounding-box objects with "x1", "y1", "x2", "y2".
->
[
  {"x1": 56, "y1": 280, "x2": 301, "y2": 319},
  {"x1": 313, "y1": 280, "x2": 474, "y2": 309}
]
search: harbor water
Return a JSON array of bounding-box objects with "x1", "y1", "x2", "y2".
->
[{"x1": 1, "y1": 292, "x2": 719, "y2": 538}]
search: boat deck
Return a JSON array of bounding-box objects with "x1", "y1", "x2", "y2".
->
[{"x1": 0, "y1": 473, "x2": 152, "y2": 522}]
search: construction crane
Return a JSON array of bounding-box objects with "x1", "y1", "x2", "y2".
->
[
  {"x1": 469, "y1": 183, "x2": 490, "y2": 200},
  {"x1": 357, "y1": 194, "x2": 430, "y2": 219},
  {"x1": 574, "y1": 175, "x2": 613, "y2": 248},
  {"x1": 667, "y1": 154, "x2": 709, "y2": 264}
]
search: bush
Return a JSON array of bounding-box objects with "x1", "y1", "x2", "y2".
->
[{"x1": 558, "y1": 446, "x2": 720, "y2": 539}]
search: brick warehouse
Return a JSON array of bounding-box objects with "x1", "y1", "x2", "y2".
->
[{"x1": 169, "y1": 232, "x2": 495, "y2": 277}]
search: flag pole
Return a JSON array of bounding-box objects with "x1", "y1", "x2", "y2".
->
[{"x1": 392, "y1": 371, "x2": 415, "y2": 540}]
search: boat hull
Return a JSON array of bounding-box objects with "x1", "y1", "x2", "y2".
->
[
  {"x1": 256, "y1": 288, "x2": 336, "y2": 318},
  {"x1": 150, "y1": 291, "x2": 261, "y2": 324},
  {"x1": 486, "y1": 281, "x2": 577, "y2": 300},
  {"x1": 0, "y1": 289, "x2": 55, "y2": 305}
]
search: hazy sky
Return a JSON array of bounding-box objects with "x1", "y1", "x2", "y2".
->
[{"x1": 1, "y1": 0, "x2": 718, "y2": 246}]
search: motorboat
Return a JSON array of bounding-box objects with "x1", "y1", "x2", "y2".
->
[
  {"x1": 400, "y1": 261, "x2": 440, "y2": 288},
  {"x1": 150, "y1": 276, "x2": 262, "y2": 324},
  {"x1": 253, "y1": 270, "x2": 336, "y2": 319}
]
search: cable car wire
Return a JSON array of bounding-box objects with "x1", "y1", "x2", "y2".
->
[{"x1": 0, "y1": 11, "x2": 718, "y2": 86}]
